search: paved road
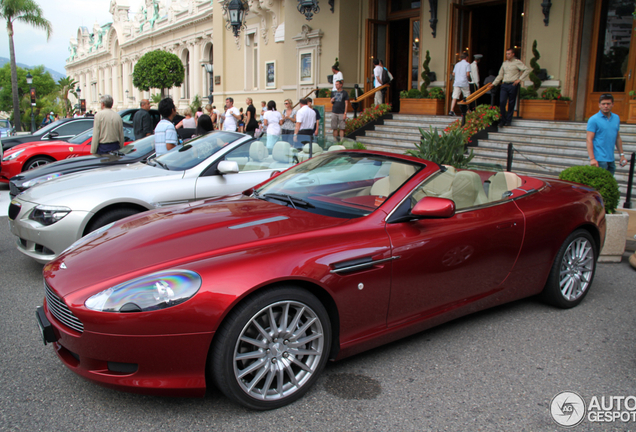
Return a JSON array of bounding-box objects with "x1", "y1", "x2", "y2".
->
[{"x1": 0, "y1": 218, "x2": 635, "y2": 431}]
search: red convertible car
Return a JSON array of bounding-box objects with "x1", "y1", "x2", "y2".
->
[
  {"x1": 36, "y1": 150, "x2": 605, "y2": 410},
  {"x1": 0, "y1": 124, "x2": 134, "y2": 182}
]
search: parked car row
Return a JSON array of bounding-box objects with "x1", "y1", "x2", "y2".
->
[{"x1": 2, "y1": 128, "x2": 607, "y2": 411}]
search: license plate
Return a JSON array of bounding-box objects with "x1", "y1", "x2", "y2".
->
[{"x1": 35, "y1": 306, "x2": 56, "y2": 345}]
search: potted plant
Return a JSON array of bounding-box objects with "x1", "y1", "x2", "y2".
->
[
  {"x1": 313, "y1": 88, "x2": 333, "y2": 112},
  {"x1": 559, "y1": 165, "x2": 629, "y2": 262},
  {"x1": 399, "y1": 51, "x2": 445, "y2": 115},
  {"x1": 519, "y1": 41, "x2": 571, "y2": 120},
  {"x1": 444, "y1": 105, "x2": 501, "y2": 146},
  {"x1": 406, "y1": 127, "x2": 474, "y2": 168}
]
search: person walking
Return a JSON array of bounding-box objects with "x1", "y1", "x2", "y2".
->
[
  {"x1": 331, "y1": 64, "x2": 343, "y2": 92},
  {"x1": 90, "y1": 94, "x2": 124, "y2": 155},
  {"x1": 489, "y1": 48, "x2": 530, "y2": 126},
  {"x1": 330, "y1": 79, "x2": 349, "y2": 141},
  {"x1": 586, "y1": 93, "x2": 628, "y2": 175},
  {"x1": 221, "y1": 97, "x2": 241, "y2": 132},
  {"x1": 133, "y1": 99, "x2": 153, "y2": 140},
  {"x1": 263, "y1": 100, "x2": 283, "y2": 151},
  {"x1": 372, "y1": 59, "x2": 384, "y2": 105},
  {"x1": 294, "y1": 98, "x2": 317, "y2": 146},
  {"x1": 281, "y1": 99, "x2": 297, "y2": 138},
  {"x1": 244, "y1": 97, "x2": 259, "y2": 137},
  {"x1": 469, "y1": 54, "x2": 482, "y2": 110},
  {"x1": 449, "y1": 52, "x2": 471, "y2": 116},
  {"x1": 154, "y1": 97, "x2": 178, "y2": 156}
]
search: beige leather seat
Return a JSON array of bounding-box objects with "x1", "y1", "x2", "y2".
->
[
  {"x1": 327, "y1": 144, "x2": 346, "y2": 152},
  {"x1": 270, "y1": 141, "x2": 295, "y2": 169},
  {"x1": 441, "y1": 170, "x2": 488, "y2": 209},
  {"x1": 297, "y1": 143, "x2": 323, "y2": 162},
  {"x1": 487, "y1": 172, "x2": 523, "y2": 202},
  {"x1": 243, "y1": 141, "x2": 270, "y2": 171},
  {"x1": 371, "y1": 163, "x2": 417, "y2": 197}
]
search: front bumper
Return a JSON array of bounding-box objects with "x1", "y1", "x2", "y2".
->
[
  {"x1": 8, "y1": 198, "x2": 90, "y2": 264},
  {"x1": 39, "y1": 301, "x2": 213, "y2": 397}
]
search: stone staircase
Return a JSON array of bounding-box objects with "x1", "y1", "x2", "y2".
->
[{"x1": 354, "y1": 114, "x2": 636, "y2": 203}]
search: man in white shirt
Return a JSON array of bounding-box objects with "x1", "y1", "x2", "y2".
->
[
  {"x1": 469, "y1": 54, "x2": 482, "y2": 110},
  {"x1": 221, "y1": 97, "x2": 241, "y2": 131},
  {"x1": 449, "y1": 52, "x2": 471, "y2": 116},
  {"x1": 154, "y1": 98, "x2": 178, "y2": 156},
  {"x1": 373, "y1": 58, "x2": 384, "y2": 105},
  {"x1": 331, "y1": 64, "x2": 343, "y2": 92},
  {"x1": 294, "y1": 98, "x2": 317, "y2": 146}
]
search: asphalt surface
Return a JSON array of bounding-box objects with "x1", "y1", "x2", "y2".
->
[{"x1": 1, "y1": 216, "x2": 635, "y2": 432}]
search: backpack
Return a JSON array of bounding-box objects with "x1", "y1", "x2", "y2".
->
[{"x1": 381, "y1": 67, "x2": 393, "y2": 85}]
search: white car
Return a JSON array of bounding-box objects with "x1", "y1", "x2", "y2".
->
[{"x1": 8, "y1": 131, "x2": 299, "y2": 263}]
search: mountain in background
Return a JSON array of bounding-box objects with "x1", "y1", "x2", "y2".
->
[{"x1": 0, "y1": 57, "x2": 65, "y2": 82}]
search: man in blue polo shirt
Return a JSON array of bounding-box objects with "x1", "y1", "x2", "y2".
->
[{"x1": 586, "y1": 93, "x2": 627, "y2": 175}]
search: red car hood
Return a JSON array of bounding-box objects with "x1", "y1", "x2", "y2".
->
[
  {"x1": 8, "y1": 139, "x2": 69, "y2": 152},
  {"x1": 44, "y1": 194, "x2": 348, "y2": 296}
]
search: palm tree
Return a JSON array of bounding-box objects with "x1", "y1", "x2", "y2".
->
[
  {"x1": 57, "y1": 76, "x2": 78, "y2": 117},
  {"x1": 1, "y1": 0, "x2": 52, "y2": 132}
]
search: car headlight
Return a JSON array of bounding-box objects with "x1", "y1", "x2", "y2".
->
[
  {"x1": 2, "y1": 148, "x2": 24, "y2": 161},
  {"x1": 29, "y1": 205, "x2": 71, "y2": 225},
  {"x1": 22, "y1": 172, "x2": 62, "y2": 188},
  {"x1": 85, "y1": 270, "x2": 202, "y2": 312}
]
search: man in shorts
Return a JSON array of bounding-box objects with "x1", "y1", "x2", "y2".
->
[
  {"x1": 330, "y1": 79, "x2": 349, "y2": 140},
  {"x1": 449, "y1": 52, "x2": 471, "y2": 116}
]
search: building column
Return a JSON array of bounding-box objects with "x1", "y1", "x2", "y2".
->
[
  {"x1": 112, "y1": 63, "x2": 121, "y2": 108},
  {"x1": 191, "y1": 42, "x2": 201, "y2": 102}
]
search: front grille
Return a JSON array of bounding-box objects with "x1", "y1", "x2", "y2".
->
[
  {"x1": 44, "y1": 282, "x2": 84, "y2": 333},
  {"x1": 8, "y1": 202, "x2": 21, "y2": 220},
  {"x1": 9, "y1": 182, "x2": 22, "y2": 198}
]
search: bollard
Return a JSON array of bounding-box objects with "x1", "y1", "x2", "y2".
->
[
  {"x1": 624, "y1": 152, "x2": 635, "y2": 209},
  {"x1": 352, "y1": 84, "x2": 360, "y2": 119},
  {"x1": 506, "y1": 143, "x2": 514, "y2": 172}
]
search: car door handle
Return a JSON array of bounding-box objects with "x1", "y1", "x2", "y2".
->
[
  {"x1": 296, "y1": 179, "x2": 315, "y2": 185},
  {"x1": 330, "y1": 256, "x2": 400, "y2": 274},
  {"x1": 496, "y1": 222, "x2": 516, "y2": 230}
]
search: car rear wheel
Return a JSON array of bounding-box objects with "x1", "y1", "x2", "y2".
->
[
  {"x1": 541, "y1": 229, "x2": 597, "y2": 308},
  {"x1": 86, "y1": 208, "x2": 141, "y2": 234},
  {"x1": 211, "y1": 286, "x2": 331, "y2": 410},
  {"x1": 24, "y1": 156, "x2": 54, "y2": 171}
]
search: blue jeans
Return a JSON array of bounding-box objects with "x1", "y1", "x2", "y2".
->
[{"x1": 597, "y1": 161, "x2": 616, "y2": 175}]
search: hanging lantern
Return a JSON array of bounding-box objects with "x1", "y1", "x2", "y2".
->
[{"x1": 297, "y1": 0, "x2": 320, "y2": 21}]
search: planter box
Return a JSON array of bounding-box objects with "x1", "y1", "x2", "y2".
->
[
  {"x1": 399, "y1": 98, "x2": 445, "y2": 115},
  {"x1": 599, "y1": 211, "x2": 630, "y2": 263},
  {"x1": 627, "y1": 100, "x2": 636, "y2": 124},
  {"x1": 345, "y1": 114, "x2": 393, "y2": 139},
  {"x1": 468, "y1": 125, "x2": 498, "y2": 147},
  {"x1": 519, "y1": 99, "x2": 571, "y2": 121},
  {"x1": 313, "y1": 98, "x2": 332, "y2": 112}
]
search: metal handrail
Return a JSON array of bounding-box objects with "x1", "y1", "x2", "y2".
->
[
  {"x1": 293, "y1": 88, "x2": 319, "y2": 109},
  {"x1": 351, "y1": 84, "x2": 389, "y2": 104},
  {"x1": 458, "y1": 85, "x2": 491, "y2": 105},
  {"x1": 625, "y1": 152, "x2": 635, "y2": 209}
]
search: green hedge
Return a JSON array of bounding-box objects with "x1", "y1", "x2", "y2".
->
[{"x1": 559, "y1": 165, "x2": 620, "y2": 214}]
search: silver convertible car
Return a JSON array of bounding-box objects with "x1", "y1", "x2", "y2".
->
[{"x1": 8, "y1": 131, "x2": 299, "y2": 263}]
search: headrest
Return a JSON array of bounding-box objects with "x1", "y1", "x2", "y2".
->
[
  {"x1": 249, "y1": 141, "x2": 268, "y2": 161},
  {"x1": 273, "y1": 141, "x2": 292, "y2": 163}
]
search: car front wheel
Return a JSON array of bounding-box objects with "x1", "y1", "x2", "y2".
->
[
  {"x1": 541, "y1": 229, "x2": 597, "y2": 308},
  {"x1": 24, "y1": 156, "x2": 54, "y2": 171},
  {"x1": 211, "y1": 286, "x2": 331, "y2": 410}
]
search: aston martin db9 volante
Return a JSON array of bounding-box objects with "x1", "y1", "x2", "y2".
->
[
  {"x1": 9, "y1": 131, "x2": 298, "y2": 263},
  {"x1": 35, "y1": 150, "x2": 605, "y2": 410}
]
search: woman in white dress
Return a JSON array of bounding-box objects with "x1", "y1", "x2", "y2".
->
[{"x1": 262, "y1": 100, "x2": 283, "y2": 151}]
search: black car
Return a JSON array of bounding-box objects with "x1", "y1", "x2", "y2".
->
[
  {"x1": 118, "y1": 108, "x2": 161, "y2": 130},
  {"x1": 9, "y1": 135, "x2": 156, "y2": 198},
  {"x1": 1, "y1": 118, "x2": 95, "y2": 151}
]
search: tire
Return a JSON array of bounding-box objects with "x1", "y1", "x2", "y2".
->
[
  {"x1": 541, "y1": 229, "x2": 597, "y2": 308},
  {"x1": 24, "y1": 156, "x2": 54, "y2": 171},
  {"x1": 211, "y1": 286, "x2": 331, "y2": 410},
  {"x1": 86, "y1": 208, "x2": 141, "y2": 234}
]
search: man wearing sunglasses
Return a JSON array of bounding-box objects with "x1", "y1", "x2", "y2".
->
[{"x1": 586, "y1": 93, "x2": 628, "y2": 175}]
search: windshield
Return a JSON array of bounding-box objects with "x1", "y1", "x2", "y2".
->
[
  {"x1": 68, "y1": 128, "x2": 93, "y2": 144},
  {"x1": 255, "y1": 153, "x2": 423, "y2": 218},
  {"x1": 120, "y1": 135, "x2": 155, "y2": 158},
  {"x1": 153, "y1": 131, "x2": 242, "y2": 170},
  {"x1": 0, "y1": 120, "x2": 10, "y2": 128},
  {"x1": 34, "y1": 120, "x2": 63, "y2": 136}
]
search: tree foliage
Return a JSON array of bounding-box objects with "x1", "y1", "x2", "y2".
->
[
  {"x1": 0, "y1": 63, "x2": 56, "y2": 118},
  {"x1": 1, "y1": 0, "x2": 53, "y2": 131},
  {"x1": 528, "y1": 40, "x2": 542, "y2": 93},
  {"x1": 57, "y1": 76, "x2": 78, "y2": 117},
  {"x1": 132, "y1": 50, "x2": 184, "y2": 92},
  {"x1": 406, "y1": 127, "x2": 474, "y2": 169}
]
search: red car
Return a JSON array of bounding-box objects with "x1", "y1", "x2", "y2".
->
[
  {"x1": 0, "y1": 124, "x2": 135, "y2": 182},
  {"x1": 36, "y1": 150, "x2": 605, "y2": 410}
]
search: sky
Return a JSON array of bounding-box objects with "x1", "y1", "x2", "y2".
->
[{"x1": 0, "y1": 0, "x2": 145, "y2": 76}]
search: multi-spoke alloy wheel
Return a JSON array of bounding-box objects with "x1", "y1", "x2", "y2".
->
[
  {"x1": 542, "y1": 229, "x2": 597, "y2": 308},
  {"x1": 212, "y1": 287, "x2": 331, "y2": 410},
  {"x1": 558, "y1": 237, "x2": 594, "y2": 301}
]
